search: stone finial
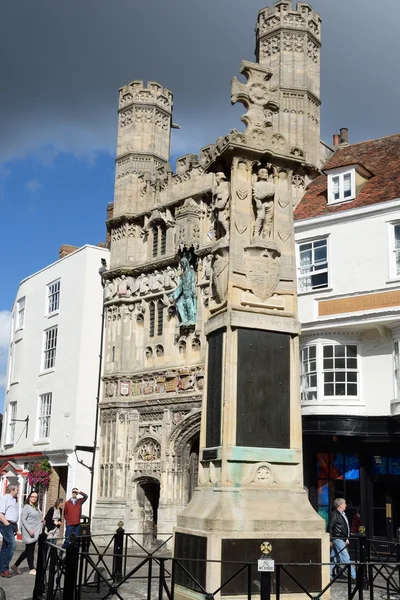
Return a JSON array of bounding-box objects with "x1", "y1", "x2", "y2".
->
[{"x1": 231, "y1": 61, "x2": 279, "y2": 135}]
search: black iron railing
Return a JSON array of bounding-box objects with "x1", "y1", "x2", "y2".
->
[{"x1": 32, "y1": 529, "x2": 400, "y2": 600}]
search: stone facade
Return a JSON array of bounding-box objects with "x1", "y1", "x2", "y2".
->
[{"x1": 93, "y1": 0, "x2": 324, "y2": 542}]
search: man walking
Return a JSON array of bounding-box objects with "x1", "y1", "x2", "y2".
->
[
  {"x1": 0, "y1": 484, "x2": 19, "y2": 577},
  {"x1": 62, "y1": 488, "x2": 88, "y2": 549},
  {"x1": 329, "y1": 497, "x2": 357, "y2": 580}
]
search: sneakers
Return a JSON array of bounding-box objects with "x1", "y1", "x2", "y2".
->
[
  {"x1": 11, "y1": 564, "x2": 22, "y2": 575},
  {"x1": 0, "y1": 571, "x2": 12, "y2": 578},
  {"x1": 29, "y1": 569, "x2": 36, "y2": 575}
]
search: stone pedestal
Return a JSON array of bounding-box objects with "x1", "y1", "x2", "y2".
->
[{"x1": 174, "y1": 317, "x2": 329, "y2": 598}]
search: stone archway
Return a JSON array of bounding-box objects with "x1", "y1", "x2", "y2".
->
[
  {"x1": 168, "y1": 409, "x2": 201, "y2": 505},
  {"x1": 188, "y1": 435, "x2": 199, "y2": 502}
]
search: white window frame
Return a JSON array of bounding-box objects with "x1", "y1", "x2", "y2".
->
[
  {"x1": 300, "y1": 339, "x2": 360, "y2": 403},
  {"x1": 47, "y1": 279, "x2": 60, "y2": 315},
  {"x1": 7, "y1": 402, "x2": 17, "y2": 445},
  {"x1": 327, "y1": 167, "x2": 356, "y2": 205},
  {"x1": 388, "y1": 222, "x2": 400, "y2": 280},
  {"x1": 297, "y1": 237, "x2": 329, "y2": 293},
  {"x1": 321, "y1": 342, "x2": 359, "y2": 400},
  {"x1": 16, "y1": 297, "x2": 25, "y2": 330},
  {"x1": 37, "y1": 393, "x2": 52, "y2": 440},
  {"x1": 42, "y1": 326, "x2": 58, "y2": 371},
  {"x1": 300, "y1": 345, "x2": 317, "y2": 401},
  {"x1": 394, "y1": 339, "x2": 400, "y2": 399}
]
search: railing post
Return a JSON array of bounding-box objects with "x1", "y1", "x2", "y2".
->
[
  {"x1": 358, "y1": 534, "x2": 367, "y2": 590},
  {"x1": 63, "y1": 536, "x2": 80, "y2": 600},
  {"x1": 33, "y1": 531, "x2": 47, "y2": 600},
  {"x1": 258, "y1": 542, "x2": 274, "y2": 600},
  {"x1": 112, "y1": 523, "x2": 125, "y2": 584},
  {"x1": 147, "y1": 556, "x2": 153, "y2": 600},
  {"x1": 396, "y1": 528, "x2": 400, "y2": 593}
]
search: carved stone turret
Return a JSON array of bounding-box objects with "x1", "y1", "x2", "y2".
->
[
  {"x1": 256, "y1": 0, "x2": 322, "y2": 166},
  {"x1": 114, "y1": 81, "x2": 173, "y2": 217}
]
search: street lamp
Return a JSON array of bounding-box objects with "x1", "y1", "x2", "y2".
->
[{"x1": 78, "y1": 258, "x2": 108, "y2": 524}]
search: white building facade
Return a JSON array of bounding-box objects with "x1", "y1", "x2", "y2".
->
[
  {"x1": 0, "y1": 244, "x2": 109, "y2": 528},
  {"x1": 295, "y1": 133, "x2": 400, "y2": 542}
]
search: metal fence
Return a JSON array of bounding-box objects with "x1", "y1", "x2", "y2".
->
[{"x1": 31, "y1": 529, "x2": 400, "y2": 600}]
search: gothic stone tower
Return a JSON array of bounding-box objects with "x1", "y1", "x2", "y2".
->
[{"x1": 93, "y1": 79, "x2": 215, "y2": 539}]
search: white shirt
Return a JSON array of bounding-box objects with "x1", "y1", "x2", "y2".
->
[
  {"x1": 0, "y1": 494, "x2": 19, "y2": 523},
  {"x1": 341, "y1": 511, "x2": 350, "y2": 538}
]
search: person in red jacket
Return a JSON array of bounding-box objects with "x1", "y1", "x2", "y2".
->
[{"x1": 62, "y1": 488, "x2": 88, "y2": 549}]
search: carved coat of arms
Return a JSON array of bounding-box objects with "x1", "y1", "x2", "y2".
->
[{"x1": 244, "y1": 243, "x2": 281, "y2": 302}]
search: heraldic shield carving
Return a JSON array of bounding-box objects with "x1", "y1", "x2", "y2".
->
[{"x1": 244, "y1": 242, "x2": 281, "y2": 302}]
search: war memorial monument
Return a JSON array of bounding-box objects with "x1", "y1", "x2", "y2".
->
[{"x1": 94, "y1": 0, "x2": 329, "y2": 594}]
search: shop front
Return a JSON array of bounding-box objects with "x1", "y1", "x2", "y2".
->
[{"x1": 303, "y1": 414, "x2": 400, "y2": 542}]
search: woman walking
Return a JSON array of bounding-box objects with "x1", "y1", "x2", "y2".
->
[
  {"x1": 11, "y1": 491, "x2": 43, "y2": 575},
  {"x1": 45, "y1": 498, "x2": 63, "y2": 545}
]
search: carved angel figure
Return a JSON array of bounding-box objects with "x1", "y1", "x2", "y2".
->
[
  {"x1": 212, "y1": 172, "x2": 231, "y2": 240},
  {"x1": 138, "y1": 273, "x2": 150, "y2": 295},
  {"x1": 164, "y1": 266, "x2": 177, "y2": 289},
  {"x1": 252, "y1": 168, "x2": 275, "y2": 238}
]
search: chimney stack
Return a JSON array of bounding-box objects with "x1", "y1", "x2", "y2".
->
[
  {"x1": 59, "y1": 244, "x2": 78, "y2": 259},
  {"x1": 333, "y1": 133, "x2": 340, "y2": 147},
  {"x1": 339, "y1": 128, "x2": 349, "y2": 145}
]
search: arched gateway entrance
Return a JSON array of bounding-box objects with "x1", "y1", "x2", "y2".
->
[{"x1": 136, "y1": 476, "x2": 160, "y2": 547}]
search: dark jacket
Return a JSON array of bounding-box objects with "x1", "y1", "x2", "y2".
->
[
  {"x1": 329, "y1": 509, "x2": 350, "y2": 540},
  {"x1": 45, "y1": 506, "x2": 63, "y2": 532}
]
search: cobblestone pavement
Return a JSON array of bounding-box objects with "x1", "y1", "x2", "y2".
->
[{"x1": 0, "y1": 543, "x2": 398, "y2": 600}]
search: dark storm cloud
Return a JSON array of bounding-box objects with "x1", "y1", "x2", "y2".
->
[{"x1": 1, "y1": 0, "x2": 399, "y2": 163}]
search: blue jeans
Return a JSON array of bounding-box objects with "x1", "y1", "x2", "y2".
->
[
  {"x1": 331, "y1": 538, "x2": 356, "y2": 579},
  {"x1": 62, "y1": 524, "x2": 80, "y2": 549},
  {"x1": 0, "y1": 523, "x2": 17, "y2": 572}
]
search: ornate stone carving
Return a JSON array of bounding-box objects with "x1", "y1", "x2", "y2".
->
[
  {"x1": 107, "y1": 306, "x2": 121, "y2": 322},
  {"x1": 244, "y1": 242, "x2": 281, "y2": 302},
  {"x1": 211, "y1": 245, "x2": 229, "y2": 304},
  {"x1": 111, "y1": 224, "x2": 126, "y2": 242},
  {"x1": 139, "y1": 412, "x2": 164, "y2": 422},
  {"x1": 252, "y1": 167, "x2": 276, "y2": 239},
  {"x1": 231, "y1": 61, "x2": 279, "y2": 136},
  {"x1": 259, "y1": 15, "x2": 280, "y2": 34},
  {"x1": 255, "y1": 466, "x2": 272, "y2": 483},
  {"x1": 154, "y1": 111, "x2": 169, "y2": 130},
  {"x1": 260, "y1": 35, "x2": 281, "y2": 57},
  {"x1": 119, "y1": 108, "x2": 133, "y2": 128},
  {"x1": 139, "y1": 424, "x2": 162, "y2": 437},
  {"x1": 120, "y1": 381, "x2": 130, "y2": 396},
  {"x1": 105, "y1": 381, "x2": 117, "y2": 398},
  {"x1": 155, "y1": 345, "x2": 164, "y2": 357},
  {"x1": 141, "y1": 207, "x2": 174, "y2": 237},
  {"x1": 175, "y1": 198, "x2": 202, "y2": 251},
  {"x1": 282, "y1": 33, "x2": 304, "y2": 52},
  {"x1": 283, "y1": 14, "x2": 306, "y2": 27},
  {"x1": 212, "y1": 173, "x2": 231, "y2": 241},
  {"x1": 168, "y1": 257, "x2": 197, "y2": 326},
  {"x1": 137, "y1": 438, "x2": 161, "y2": 461},
  {"x1": 172, "y1": 411, "x2": 189, "y2": 425},
  {"x1": 292, "y1": 174, "x2": 305, "y2": 189},
  {"x1": 307, "y1": 39, "x2": 319, "y2": 63}
]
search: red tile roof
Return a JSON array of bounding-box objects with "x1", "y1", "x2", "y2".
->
[{"x1": 294, "y1": 133, "x2": 400, "y2": 221}]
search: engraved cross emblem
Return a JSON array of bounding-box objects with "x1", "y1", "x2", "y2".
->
[{"x1": 231, "y1": 60, "x2": 279, "y2": 133}]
